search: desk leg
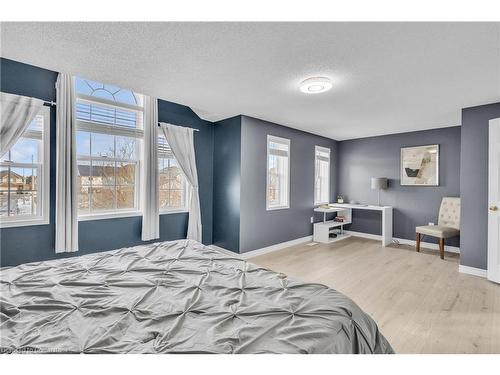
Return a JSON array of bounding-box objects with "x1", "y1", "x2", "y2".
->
[{"x1": 381, "y1": 208, "x2": 393, "y2": 246}]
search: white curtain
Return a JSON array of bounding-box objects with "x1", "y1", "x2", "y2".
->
[
  {"x1": 0, "y1": 92, "x2": 44, "y2": 158},
  {"x1": 141, "y1": 96, "x2": 159, "y2": 241},
  {"x1": 160, "y1": 123, "x2": 202, "y2": 242},
  {"x1": 55, "y1": 73, "x2": 78, "y2": 253}
]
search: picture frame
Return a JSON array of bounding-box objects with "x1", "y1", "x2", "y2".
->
[{"x1": 400, "y1": 144, "x2": 439, "y2": 186}]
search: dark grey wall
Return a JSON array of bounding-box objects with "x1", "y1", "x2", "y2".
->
[
  {"x1": 337, "y1": 126, "x2": 461, "y2": 247},
  {"x1": 239, "y1": 116, "x2": 337, "y2": 253},
  {"x1": 460, "y1": 102, "x2": 500, "y2": 270},
  {"x1": 212, "y1": 116, "x2": 241, "y2": 252},
  {"x1": 0, "y1": 58, "x2": 58, "y2": 267},
  {"x1": 0, "y1": 58, "x2": 214, "y2": 267}
]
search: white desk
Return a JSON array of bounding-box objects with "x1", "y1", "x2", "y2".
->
[{"x1": 328, "y1": 204, "x2": 393, "y2": 246}]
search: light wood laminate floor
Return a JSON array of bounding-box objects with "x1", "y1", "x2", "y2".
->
[{"x1": 249, "y1": 237, "x2": 500, "y2": 353}]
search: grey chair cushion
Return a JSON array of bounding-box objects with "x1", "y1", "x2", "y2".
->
[{"x1": 416, "y1": 225, "x2": 460, "y2": 238}]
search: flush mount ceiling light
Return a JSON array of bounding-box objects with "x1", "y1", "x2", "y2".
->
[{"x1": 299, "y1": 77, "x2": 333, "y2": 94}]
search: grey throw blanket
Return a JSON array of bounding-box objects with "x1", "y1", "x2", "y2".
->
[{"x1": 0, "y1": 240, "x2": 393, "y2": 354}]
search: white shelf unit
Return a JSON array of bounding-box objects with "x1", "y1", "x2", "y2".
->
[{"x1": 313, "y1": 207, "x2": 352, "y2": 244}]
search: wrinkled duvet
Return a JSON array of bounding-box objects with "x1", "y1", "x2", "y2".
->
[{"x1": 0, "y1": 240, "x2": 393, "y2": 354}]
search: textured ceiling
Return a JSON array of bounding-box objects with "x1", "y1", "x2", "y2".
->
[{"x1": 1, "y1": 22, "x2": 499, "y2": 140}]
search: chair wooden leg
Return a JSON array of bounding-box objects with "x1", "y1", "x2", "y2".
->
[
  {"x1": 416, "y1": 233, "x2": 421, "y2": 252},
  {"x1": 439, "y1": 238, "x2": 445, "y2": 260}
]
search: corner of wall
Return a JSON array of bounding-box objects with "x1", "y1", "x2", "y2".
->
[{"x1": 212, "y1": 116, "x2": 243, "y2": 252}]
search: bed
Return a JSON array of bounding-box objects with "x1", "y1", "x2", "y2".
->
[{"x1": 0, "y1": 240, "x2": 393, "y2": 354}]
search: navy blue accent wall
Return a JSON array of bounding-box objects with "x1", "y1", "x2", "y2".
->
[
  {"x1": 212, "y1": 116, "x2": 241, "y2": 252},
  {"x1": 157, "y1": 99, "x2": 214, "y2": 246},
  {"x1": 337, "y1": 126, "x2": 461, "y2": 247},
  {"x1": 460, "y1": 102, "x2": 500, "y2": 270},
  {"x1": 0, "y1": 58, "x2": 213, "y2": 267},
  {"x1": 0, "y1": 58, "x2": 58, "y2": 267},
  {"x1": 239, "y1": 115, "x2": 338, "y2": 253}
]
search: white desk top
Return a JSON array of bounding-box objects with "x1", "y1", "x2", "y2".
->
[
  {"x1": 313, "y1": 207, "x2": 346, "y2": 213},
  {"x1": 327, "y1": 203, "x2": 392, "y2": 211}
]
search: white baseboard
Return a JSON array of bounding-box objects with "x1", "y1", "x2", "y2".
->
[
  {"x1": 344, "y1": 230, "x2": 381, "y2": 241},
  {"x1": 345, "y1": 230, "x2": 460, "y2": 254},
  {"x1": 458, "y1": 265, "x2": 487, "y2": 278},
  {"x1": 239, "y1": 236, "x2": 313, "y2": 259},
  {"x1": 211, "y1": 230, "x2": 460, "y2": 260},
  {"x1": 395, "y1": 237, "x2": 460, "y2": 254}
]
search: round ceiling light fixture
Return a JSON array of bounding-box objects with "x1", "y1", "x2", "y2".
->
[{"x1": 299, "y1": 77, "x2": 332, "y2": 94}]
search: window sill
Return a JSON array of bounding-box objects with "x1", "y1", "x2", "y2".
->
[
  {"x1": 160, "y1": 209, "x2": 189, "y2": 215},
  {"x1": 78, "y1": 211, "x2": 142, "y2": 222},
  {"x1": 266, "y1": 205, "x2": 290, "y2": 211},
  {"x1": 0, "y1": 217, "x2": 49, "y2": 229},
  {"x1": 314, "y1": 202, "x2": 329, "y2": 206}
]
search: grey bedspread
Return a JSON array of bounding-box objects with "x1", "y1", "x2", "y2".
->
[{"x1": 0, "y1": 240, "x2": 393, "y2": 354}]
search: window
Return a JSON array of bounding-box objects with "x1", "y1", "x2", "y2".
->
[
  {"x1": 158, "y1": 135, "x2": 188, "y2": 212},
  {"x1": 75, "y1": 77, "x2": 144, "y2": 219},
  {"x1": 0, "y1": 106, "x2": 50, "y2": 227},
  {"x1": 314, "y1": 146, "x2": 331, "y2": 205},
  {"x1": 266, "y1": 135, "x2": 290, "y2": 210}
]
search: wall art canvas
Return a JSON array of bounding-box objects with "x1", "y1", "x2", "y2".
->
[{"x1": 400, "y1": 144, "x2": 439, "y2": 186}]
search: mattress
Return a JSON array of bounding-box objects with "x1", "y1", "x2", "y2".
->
[{"x1": 0, "y1": 240, "x2": 393, "y2": 354}]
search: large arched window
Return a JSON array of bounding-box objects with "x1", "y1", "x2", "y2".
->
[
  {"x1": 75, "y1": 77, "x2": 144, "y2": 129},
  {"x1": 75, "y1": 77, "x2": 143, "y2": 107},
  {"x1": 75, "y1": 77, "x2": 144, "y2": 218}
]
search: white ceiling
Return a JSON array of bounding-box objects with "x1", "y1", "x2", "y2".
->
[{"x1": 1, "y1": 22, "x2": 499, "y2": 140}]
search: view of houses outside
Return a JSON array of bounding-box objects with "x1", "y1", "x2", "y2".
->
[
  {"x1": 158, "y1": 157, "x2": 185, "y2": 210},
  {"x1": 77, "y1": 134, "x2": 138, "y2": 213},
  {"x1": 2, "y1": 78, "x2": 187, "y2": 218},
  {"x1": 76, "y1": 135, "x2": 186, "y2": 213},
  {"x1": 0, "y1": 125, "x2": 41, "y2": 218},
  {"x1": 0, "y1": 167, "x2": 38, "y2": 217},
  {"x1": 267, "y1": 156, "x2": 280, "y2": 206},
  {"x1": 77, "y1": 161, "x2": 136, "y2": 211}
]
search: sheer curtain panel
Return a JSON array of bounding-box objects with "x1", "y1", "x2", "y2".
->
[
  {"x1": 0, "y1": 92, "x2": 44, "y2": 158},
  {"x1": 141, "y1": 96, "x2": 160, "y2": 241},
  {"x1": 55, "y1": 73, "x2": 78, "y2": 253},
  {"x1": 159, "y1": 123, "x2": 202, "y2": 242}
]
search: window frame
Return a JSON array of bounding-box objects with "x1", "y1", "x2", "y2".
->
[
  {"x1": 75, "y1": 78, "x2": 144, "y2": 221},
  {"x1": 314, "y1": 145, "x2": 331, "y2": 206},
  {"x1": 158, "y1": 134, "x2": 189, "y2": 215},
  {"x1": 76, "y1": 154, "x2": 142, "y2": 221},
  {"x1": 0, "y1": 106, "x2": 50, "y2": 228},
  {"x1": 266, "y1": 134, "x2": 291, "y2": 211}
]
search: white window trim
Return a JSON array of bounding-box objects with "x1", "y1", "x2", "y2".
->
[
  {"x1": 76, "y1": 154, "x2": 142, "y2": 218},
  {"x1": 266, "y1": 135, "x2": 291, "y2": 211},
  {"x1": 76, "y1": 119, "x2": 144, "y2": 138},
  {"x1": 75, "y1": 84, "x2": 144, "y2": 219},
  {"x1": 314, "y1": 145, "x2": 331, "y2": 206},
  {"x1": 78, "y1": 210, "x2": 142, "y2": 221},
  {"x1": 160, "y1": 208, "x2": 189, "y2": 215},
  {"x1": 0, "y1": 106, "x2": 50, "y2": 228},
  {"x1": 159, "y1": 196, "x2": 189, "y2": 214},
  {"x1": 78, "y1": 206, "x2": 190, "y2": 221}
]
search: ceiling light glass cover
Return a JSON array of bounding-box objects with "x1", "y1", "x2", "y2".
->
[{"x1": 299, "y1": 77, "x2": 332, "y2": 94}]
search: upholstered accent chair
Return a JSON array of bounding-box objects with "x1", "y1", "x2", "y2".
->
[{"x1": 415, "y1": 197, "x2": 460, "y2": 259}]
